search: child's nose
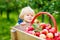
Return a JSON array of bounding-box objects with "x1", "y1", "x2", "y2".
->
[{"x1": 29, "y1": 15, "x2": 32, "y2": 18}]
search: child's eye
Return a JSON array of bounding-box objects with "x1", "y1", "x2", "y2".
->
[
  {"x1": 31, "y1": 15, "x2": 33, "y2": 17},
  {"x1": 27, "y1": 14, "x2": 29, "y2": 16}
]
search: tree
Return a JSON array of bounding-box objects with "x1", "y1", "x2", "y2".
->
[{"x1": 0, "y1": 0, "x2": 6, "y2": 16}]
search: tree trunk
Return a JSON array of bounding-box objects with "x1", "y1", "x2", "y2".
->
[
  {"x1": 16, "y1": 7, "x2": 19, "y2": 15},
  {"x1": 42, "y1": 14, "x2": 44, "y2": 22},
  {"x1": 7, "y1": 9, "x2": 10, "y2": 20},
  {"x1": 15, "y1": 6, "x2": 19, "y2": 18},
  {"x1": 0, "y1": 10, "x2": 2, "y2": 16}
]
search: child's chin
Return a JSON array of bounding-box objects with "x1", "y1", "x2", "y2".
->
[{"x1": 27, "y1": 20, "x2": 31, "y2": 23}]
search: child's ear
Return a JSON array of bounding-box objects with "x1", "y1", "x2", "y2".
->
[{"x1": 23, "y1": 17, "x2": 24, "y2": 20}]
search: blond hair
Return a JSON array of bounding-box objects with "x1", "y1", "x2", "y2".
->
[{"x1": 19, "y1": 6, "x2": 35, "y2": 19}]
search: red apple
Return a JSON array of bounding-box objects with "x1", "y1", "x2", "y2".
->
[
  {"x1": 46, "y1": 24, "x2": 51, "y2": 27},
  {"x1": 34, "y1": 32, "x2": 40, "y2": 37},
  {"x1": 58, "y1": 32, "x2": 60, "y2": 37},
  {"x1": 46, "y1": 33, "x2": 54, "y2": 38},
  {"x1": 46, "y1": 38, "x2": 54, "y2": 40},
  {"x1": 54, "y1": 33, "x2": 59, "y2": 40},
  {"x1": 28, "y1": 31, "x2": 35, "y2": 34},
  {"x1": 27, "y1": 26, "x2": 34, "y2": 31},
  {"x1": 39, "y1": 34, "x2": 46, "y2": 39},
  {"x1": 25, "y1": 30, "x2": 35, "y2": 34},
  {"x1": 54, "y1": 32, "x2": 60, "y2": 40},
  {"x1": 45, "y1": 24, "x2": 52, "y2": 30},
  {"x1": 40, "y1": 23, "x2": 47, "y2": 29},
  {"x1": 41, "y1": 29, "x2": 48, "y2": 35},
  {"x1": 49, "y1": 28, "x2": 56, "y2": 34},
  {"x1": 55, "y1": 33, "x2": 59, "y2": 37},
  {"x1": 57, "y1": 37, "x2": 60, "y2": 40}
]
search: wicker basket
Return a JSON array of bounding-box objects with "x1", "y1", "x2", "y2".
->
[{"x1": 11, "y1": 12, "x2": 57, "y2": 40}]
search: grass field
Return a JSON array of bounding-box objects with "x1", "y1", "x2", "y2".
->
[
  {"x1": 0, "y1": 11, "x2": 60, "y2": 40},
  {"x1": 0, "y1": 12, "x2": 18, "y2": 40}
]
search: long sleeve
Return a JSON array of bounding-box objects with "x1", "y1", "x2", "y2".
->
[{"x1": 18, "y1": 18, "x2": 23, "y2": 24}]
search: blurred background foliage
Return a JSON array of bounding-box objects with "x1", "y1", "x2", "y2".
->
[{"x1": 0, "y1": 0, "x2": 60, "y2": 40}]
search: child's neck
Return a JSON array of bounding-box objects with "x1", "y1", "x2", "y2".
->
[
  {"x1": 23, "y1": 21, "x2": 31, "y2": 24},
  {"x1": 23, "y1": 21, "x2": 31, "y2": 26}
]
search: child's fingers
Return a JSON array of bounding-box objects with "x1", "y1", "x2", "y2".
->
[{"x1": 20, "y1": 22, "x2": 26, "y2": 26}]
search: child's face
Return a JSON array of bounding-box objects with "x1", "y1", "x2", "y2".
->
[{"x1": 24, "y1": 13, "x2": 34, "y2": 23}]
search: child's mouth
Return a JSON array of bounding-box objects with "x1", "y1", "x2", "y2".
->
[{"x1": 28, "y1": 18, "x2": 32, "y2": 20}]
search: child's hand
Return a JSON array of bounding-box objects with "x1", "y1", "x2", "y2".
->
[{"x1": 20, "y1": 22, "x2": 26, "y2": 26}]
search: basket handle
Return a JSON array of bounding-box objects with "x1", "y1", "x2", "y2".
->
[{"x1": 31, "y1": 12, "x2": 57, "y2": 32}]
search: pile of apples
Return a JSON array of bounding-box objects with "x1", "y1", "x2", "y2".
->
[{"x1": 25, "y1": 23, "x2": 60, "y2": 40}]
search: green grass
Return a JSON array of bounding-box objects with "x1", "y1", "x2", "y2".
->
[
  {"x1": 0, "y1": 19, "x2": 16, "y2": 40},
  {"x1": 0, "y1": 12, "x2": 60, "y2": 40},
  {"x1": 0, "y1": 12, "x2": 18, "y2": 40}
]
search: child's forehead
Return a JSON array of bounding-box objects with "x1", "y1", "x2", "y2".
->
[
  {"x1": 22, "y1": 7, "x2": 35, "y2": 15},
  {"x1": 25, "y1": 12, "x2": 34, "y2": 15}
]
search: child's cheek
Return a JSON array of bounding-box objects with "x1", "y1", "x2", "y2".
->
[
  {"x1": 32, "y1": 17, "x2": 34, "y2": 19},
  {"x1": 24, "y1": 16, "x2": 28, "y2": 19},
  {"x1": 26, "y1": 16, "x2": 29, "y2": 19}
]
